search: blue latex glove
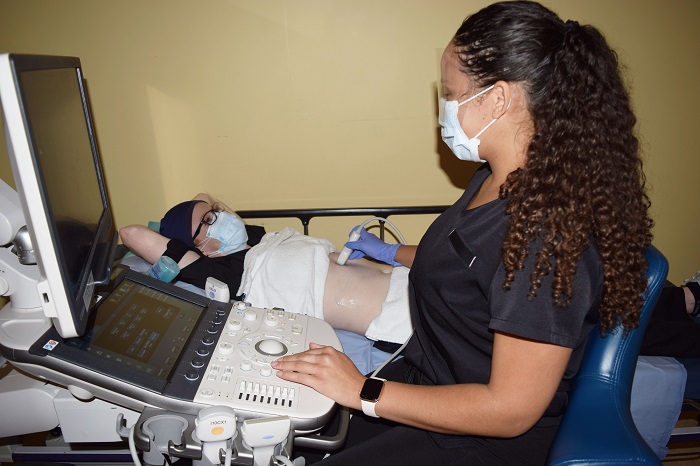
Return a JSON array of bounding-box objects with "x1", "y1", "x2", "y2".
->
[{"x1": 344, "y1": 227, "x2": 402, "y2": 266}]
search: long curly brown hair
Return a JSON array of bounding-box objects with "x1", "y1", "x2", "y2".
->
[{"x1": 453, "y1": 1, "x2": 653, "y2": 333}]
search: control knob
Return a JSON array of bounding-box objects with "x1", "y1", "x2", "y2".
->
[
  {"x1": 227, "y1": 319, "x2": 242, "y2": 331},
  {"x1": 264, "y1": 315, "x2": 279, "y2": 327}
]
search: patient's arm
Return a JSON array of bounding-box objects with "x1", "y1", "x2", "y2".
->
[{"x1": 119, "y1": 225, "x2": 200, "y2": 268}]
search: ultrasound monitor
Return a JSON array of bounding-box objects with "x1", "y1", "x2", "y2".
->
[
  {"x1": 0, "y1": 55, "x2": 343, "y2": 445},
  {"x1": 0, "y1": 54, "x2": 116, "y2": 338}
]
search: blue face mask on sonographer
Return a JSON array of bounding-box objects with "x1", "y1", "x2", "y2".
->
[{"x1": 438, "y1": 85, "x2": 496, "y2": 163}]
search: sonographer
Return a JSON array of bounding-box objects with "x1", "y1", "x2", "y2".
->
[{"x1": 271, "y1": 2, "x2": 654, "y2": 464}]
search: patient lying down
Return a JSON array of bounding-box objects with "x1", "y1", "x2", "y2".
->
[{"x1": 119, "y1": 194, "x2": 411, "y2": 344}]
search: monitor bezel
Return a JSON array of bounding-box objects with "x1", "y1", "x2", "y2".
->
[{"x1": 0, "y1": 53, "x2": 116, "y2": 338}]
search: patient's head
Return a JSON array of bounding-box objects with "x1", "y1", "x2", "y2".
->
[
  {"x1": 160, "y1": 200, "x2": 247, "y2": 257},
  {"x1": 160, "y1": 200, "x2": 205, "y2": 248}
]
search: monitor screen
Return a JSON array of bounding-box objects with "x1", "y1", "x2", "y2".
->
[
  {"x1": 0, "y1": 54, "x2": 116, "y2": 338},
  {"x1": 64, "y1": 278, "x2": 205, "y2": 384}
]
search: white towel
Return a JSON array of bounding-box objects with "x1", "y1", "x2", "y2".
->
[
  {"x1": 237, "y1": 227, "x2": 336, "y2": 319},
  {"x1": 365, "y1": 266, "x2": 412, "y2": 344}
]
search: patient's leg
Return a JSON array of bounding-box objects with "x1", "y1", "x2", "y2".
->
[{"x1": 322, "y1": 252, "x2": 393, "y2": 335}]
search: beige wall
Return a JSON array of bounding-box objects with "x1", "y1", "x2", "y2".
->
[{"x1": 0, "y1": 0, "x2": 698, "y2": 283}]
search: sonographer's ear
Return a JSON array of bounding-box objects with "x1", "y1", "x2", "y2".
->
[{"x1": 491, "y1": 81, "x2": 511, "y2": 119}]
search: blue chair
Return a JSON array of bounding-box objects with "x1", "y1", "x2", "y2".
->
[{"x1": 547, "y1": 245, "x2": 669, "y2": 466}]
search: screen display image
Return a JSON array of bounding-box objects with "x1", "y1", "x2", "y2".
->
[{"x1": 66, "y1": 279, "x2": 206, "y2": 381}]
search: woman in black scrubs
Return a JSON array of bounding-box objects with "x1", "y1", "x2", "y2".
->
[{"x1": 272, "y1": 2, "x2": 653, "y2": 464}]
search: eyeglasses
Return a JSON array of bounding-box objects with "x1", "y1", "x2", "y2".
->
[{"x1": 193, "y1": 209, "x2": 218, "y2": 242}]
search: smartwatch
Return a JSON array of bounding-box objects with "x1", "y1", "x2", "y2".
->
[{"x1": 360, "y1": 377, "x2": 386, "y2": 418}]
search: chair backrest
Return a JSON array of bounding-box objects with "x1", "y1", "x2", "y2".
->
[{"x1": 547, "y1": 245, "x2": 668, "y2": 466}]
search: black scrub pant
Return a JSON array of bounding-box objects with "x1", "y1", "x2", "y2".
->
[{"x1": 298, "y1": 358, "x2": 559, "y2": 466}]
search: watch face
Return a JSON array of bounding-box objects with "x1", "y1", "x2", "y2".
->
[{"x1": 360, "y1": 377, "x2": 385, "y2": 402}]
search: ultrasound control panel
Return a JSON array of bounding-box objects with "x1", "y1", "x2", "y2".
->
[
  {"x1": 23, "y1": 272, "x2": 342, "y2": 430},
  {"x1": 191, "y1": 302, "x2": 338, "y2": 420}
]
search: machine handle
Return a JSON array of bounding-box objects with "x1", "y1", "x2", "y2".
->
[{"x1": 293, "y1": 406, "x2": 350, "y2": 451}]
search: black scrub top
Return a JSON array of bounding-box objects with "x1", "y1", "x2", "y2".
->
[{"x1": 403, "y1": 165, "x2": 602, "y2": 391}]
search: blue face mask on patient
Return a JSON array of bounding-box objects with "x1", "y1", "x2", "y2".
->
[{"x1": 203, "y1": 212, "x2": 248, "y2": 256}]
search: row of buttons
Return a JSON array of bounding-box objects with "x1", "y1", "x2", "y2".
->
[
  {"x1": 237, "y1": 380, "x2": 296, "y2": 407},
  {"x1": 184, "y1": 304, "x2": 230, "y2": 381},
  {"x1": 205, "y1": 363, "x2": 273, "y2": 382},
  {"x1": 198, "y1": 380, "x2": 296, "y2": 408}
]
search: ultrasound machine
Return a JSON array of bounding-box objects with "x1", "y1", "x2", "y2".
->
[{"x1": 0, "y1": 54, "x2": 345, "y2": 466}]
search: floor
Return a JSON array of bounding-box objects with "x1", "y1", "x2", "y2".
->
[
  {"x1": 663, "y1": 401, "x2": 700, "y2": 465},
  {"x1": 663, "y1": 439, "x2": 700, "y2": 465},
  {"x1": 664, "y1": 448, "x2": 700, "y2": 465}
]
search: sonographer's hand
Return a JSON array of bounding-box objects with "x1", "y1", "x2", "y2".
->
[
  {"x1": 345, "y1": 227, "x2": 401, "y2": 266},
  {"x1": 272, "y1": 343, "x2": 366, "y2": 410}
]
